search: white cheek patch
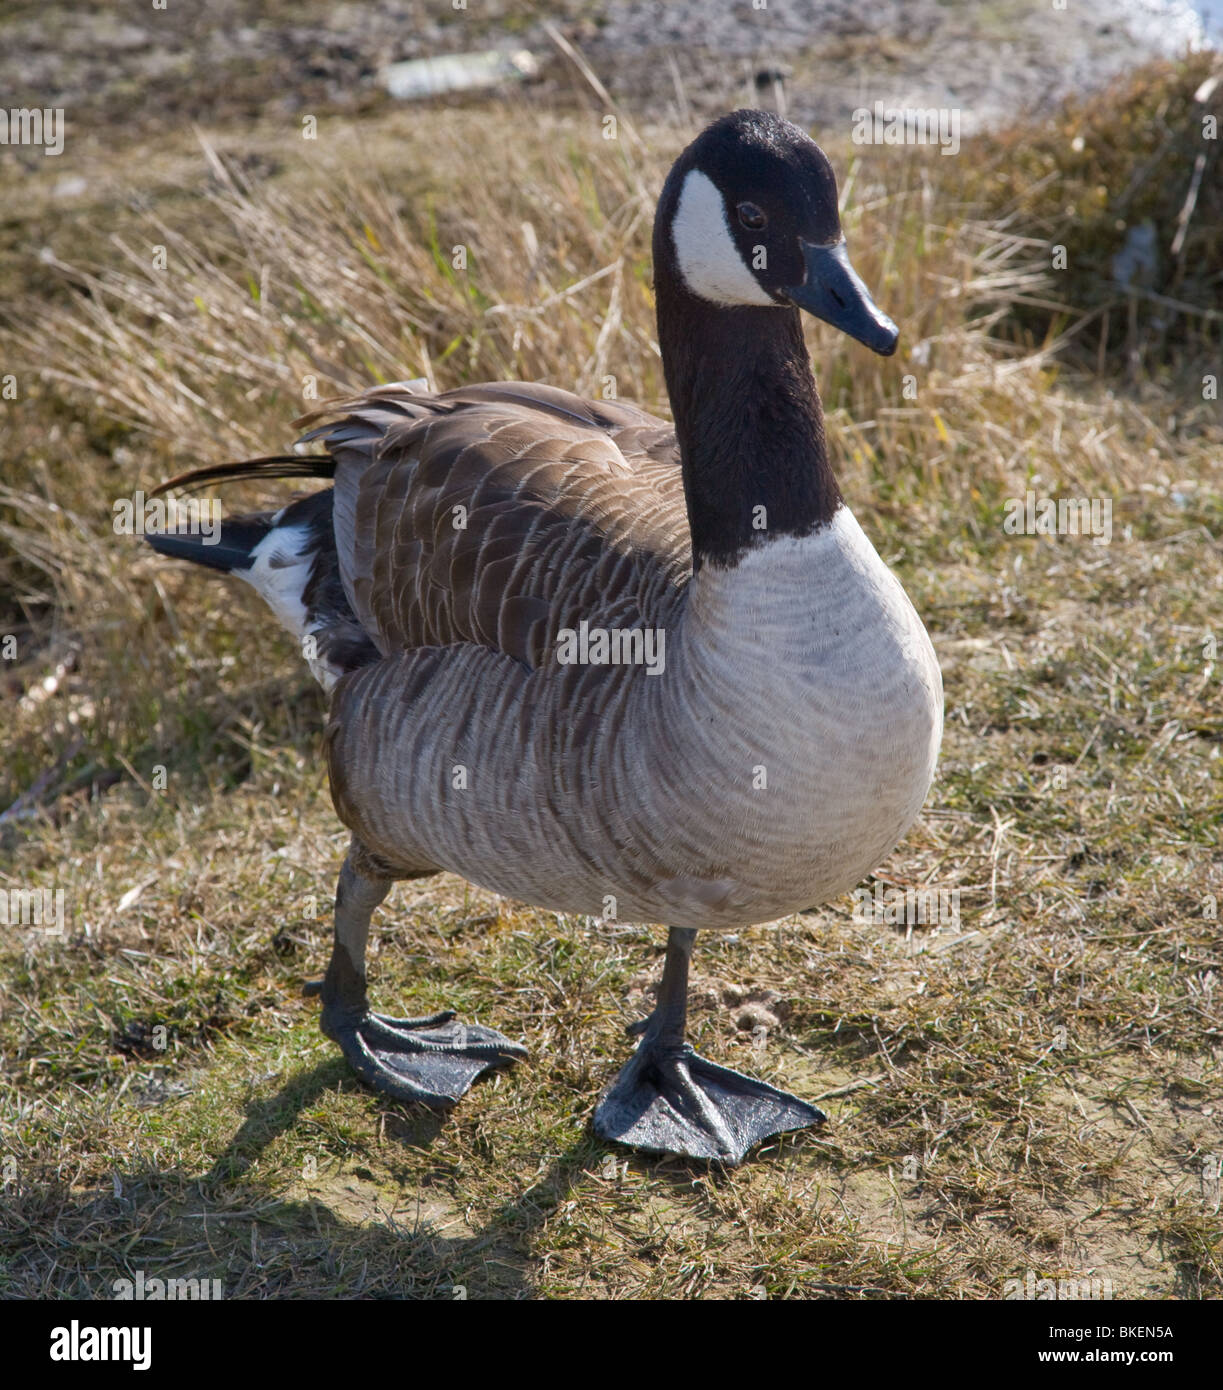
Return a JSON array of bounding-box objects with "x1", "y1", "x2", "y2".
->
[{"x1": 671, "y1": 169, "x2": 775, "y2": 307}]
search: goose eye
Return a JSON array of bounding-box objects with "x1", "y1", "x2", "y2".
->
[{"x1": 737, "y1": 202, "x2": 767, "y2": 231}]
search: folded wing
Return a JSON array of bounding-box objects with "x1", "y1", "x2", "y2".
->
[{"x1": 297, "y1": 381, "x2": 691, "y2": 669}]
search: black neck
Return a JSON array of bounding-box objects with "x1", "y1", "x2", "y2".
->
[{"x1": 656, "y1": 280, "x2": 840, "y2": 571}]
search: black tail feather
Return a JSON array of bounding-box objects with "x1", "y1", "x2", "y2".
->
[
  {"x1": 144, "y1": 516, "x2": 273, "y2": 573},
  {"x1": 147, "y1": 453, "x2": 335, "y2": 499}
]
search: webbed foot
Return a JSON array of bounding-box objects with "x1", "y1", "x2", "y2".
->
[
  {"x1": 320, "y1": 1001, "x2": 527, "y2": 1108},
  {"x1": 594, "y1": 1034, "x2": 824, "y2": 1164}
]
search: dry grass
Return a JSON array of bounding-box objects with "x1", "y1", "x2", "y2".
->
[
  {"x1": 976, "y1": 55, "x2": 1223, "y2": 366},
  {"x1": 1, "y1": 61, "x2": 1221, "y2": 1300}
]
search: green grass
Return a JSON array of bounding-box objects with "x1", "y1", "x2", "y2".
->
[{"x1": 1, "y1": 58, "x2": 1221, "y2": 1300}]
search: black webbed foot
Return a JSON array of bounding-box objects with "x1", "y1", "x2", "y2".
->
[
  {"x1": 596, "y1": 925, "x2": 824, "y2": 1164},
  {"x1": 321, "y1": 1003, "x2": 528, "y2": 1108},
  {"x1": 594, "y1": 1031, "x2": 825, "y2": 1164}
]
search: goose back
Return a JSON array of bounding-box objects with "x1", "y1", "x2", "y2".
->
[{"x1": 297, "y1": 382, "x2": 690, "y2": 670}]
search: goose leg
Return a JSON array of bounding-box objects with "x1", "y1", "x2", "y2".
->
[
  {"x1": 306, "y1": 848, "x2": 527, "y2": 1108},
  {"x1": 593, "y1": 928, "x2": 825, "y2": 1164}
]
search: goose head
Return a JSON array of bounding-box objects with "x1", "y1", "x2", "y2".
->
[{"x1": 655, "y1": 108, "x2": 898, "y2": 355}]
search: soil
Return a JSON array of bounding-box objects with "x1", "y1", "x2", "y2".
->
[{"x1": 1, "y1": 0, "x2": 1213, "y2": 153}]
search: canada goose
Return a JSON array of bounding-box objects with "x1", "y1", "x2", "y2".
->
[{"x1": 145, "y1": 110, "x2": 943, "y2": 1164}]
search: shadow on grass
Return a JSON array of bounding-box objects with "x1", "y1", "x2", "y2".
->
[
  {"x1": 193, "y1": 1059, "x2": 603, "y2": 1298},
  {"x1": 201, "y1": 1059, "x2": 447, "y2": 1185},
  {"x1": 1, "y1": 1061, "x2": 567, "y2": 1299}
]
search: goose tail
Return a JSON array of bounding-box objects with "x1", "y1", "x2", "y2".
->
[
  {"x1": 143, "y1": 466, "x2": 378, "y2": 692},
  {"x1": 144, "y1": 513, "x2": 273, "y2": 575}
]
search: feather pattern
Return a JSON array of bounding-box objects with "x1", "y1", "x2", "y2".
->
[
  {"x1": 295, "y1": 381, "x2": 690, "y2": 670},
  {"x1": 321, "y1": 484, "x2": 943, "y2": 928}
]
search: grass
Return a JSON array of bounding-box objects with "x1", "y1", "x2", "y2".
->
[{"x1": 1, "y1": 56, "x2": 1221, "y2": 1300}]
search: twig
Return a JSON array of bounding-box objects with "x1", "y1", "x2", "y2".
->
[
  {"x1": 1170, "y1": 151, "x2": 1207, "y2": 259},
  {"x1": 541, "y1": 21, "x2": 646, "y2": 156},
  {"x1": 812, "y1": 1075, "x2": 886, "y2": 1101},
  {"x1": 0, "y1": 739, "x2": 84, "y2": 827}
]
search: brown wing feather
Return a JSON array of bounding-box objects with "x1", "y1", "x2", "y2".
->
[{"x1": 295, "y1": 381, "x2": 691, "y2": 668}]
